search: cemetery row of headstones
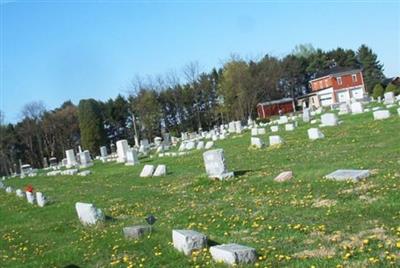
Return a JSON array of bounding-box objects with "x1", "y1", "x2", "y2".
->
[{"x1": 1, "y1": 183, "x2": 47, "y2": 207}]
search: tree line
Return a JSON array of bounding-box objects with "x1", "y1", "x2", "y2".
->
[{"x1": 1, "y1": 44, "x2": 395, "y2": 175}]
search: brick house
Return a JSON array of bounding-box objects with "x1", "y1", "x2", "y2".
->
[
  {"x1": 307, "y1": 67, "x2": 367, "y2": 108},
  {"x1": 257, "y1": 98, "x2": 295, "y2": 118}
]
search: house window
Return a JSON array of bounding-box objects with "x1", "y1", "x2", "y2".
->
[
  {"x1": 337, "y1": 77, "x2": 342, "y2": 85},
  {"x1": 352, "y1": 74, "x2": 357, "y2": 82}
]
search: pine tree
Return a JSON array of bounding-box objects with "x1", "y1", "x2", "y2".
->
[
  {"x1": 356, "y1": 45, "x2": 385, "y2": 93},
  {"x1": 78, "y1": 99, "x2": 106, "y2": 155},
  {"x1": 372, "y1": 84, "x2": 384, "y2": 99}
]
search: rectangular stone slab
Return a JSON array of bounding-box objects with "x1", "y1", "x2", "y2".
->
[
  {"x1": 325, "y1": 169, "x2": 370, "y2": 181},
  {"x1": 172, "y1": 229, "x2": 207, "y2": 255},
  {"x1": 210, "y1": 243, "x2": 257, "y2": 265},
  {"x1": 123, "y1": 225, "x2": 151, "y2": 239}
]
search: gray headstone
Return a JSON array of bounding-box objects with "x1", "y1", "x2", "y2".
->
[
  {"x1": 210, "y1": 243, "x2": 257, "y2": 265},
  {"x1": 123, "y1": 225, "x2": 151, "y2": 239},
  {"x1": 325, "y1": 169, "x2": 370, "y2": 181},
  {"x1": 202, "y1": 149, "x2": 234, "y2": 180},
  {"x1": 172, "y1": 229, "x2": 207, "y2": 255},
  {"x1": 75, "y1": 202, "x2": 105, "y2": 225},
  {"x1": 140, "y1": 165, "x2": 155, "y2": 177}
]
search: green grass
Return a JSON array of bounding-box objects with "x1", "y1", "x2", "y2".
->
[{"x1": 1, "y1": 106, "x2": 400, "y2": 268}]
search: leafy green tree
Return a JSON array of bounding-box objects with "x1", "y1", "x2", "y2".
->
[
  {"x1": 385, "y1": 82, "x2": 400, "y2": 95},
  {"x1": 356, "y1": 45, "x2": 385, "y2": 93},
  {"x1": 372, "y1": 84, "x2": 384, "y2": 99},
  {"x1": 78, "y1": 99, "x2": 106, "y2": 154}
]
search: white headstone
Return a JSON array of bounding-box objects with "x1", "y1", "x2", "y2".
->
[
  {"x1": 100, "y1": 146, "x2": 108, "y2": 158},
  {"x1": 26, "y1": 191, "x2": 35, "y2": 204},
  {"x1": 116, "y1": 140, "x2": 129, "y2": 163},
  {"x1": 373, "y1": 110, "x2": 390, "y2": 120},
  {"x1": 5, "y1": 186, "x2": 13, "y2": 193},
  {"x1": 36, "y1": 192, "x2": 47, "y2": 207},
  {"x1": 321, "y1": 113, "x2": 338, "y2": 126},
  {"x1": 303, "y1": 108, "x2": 311, "y2": 122},
  {"x1": 125, "y1": 149, "x2": 139, "y2": 165},
  {"x1": 270, "y1": 125, "x2": 279, "y2": 132},
  {"x1": 140, "y1": 165, "x2": 155, "y2": 177},
  {"x1": 338, "y1": 103, "x2": 350, "y2": 115},
  {"x1": 196, "y1": 141, "x2": 205, "y2": 150},
  {"x1": 308, "y1": 128, "x2": 324, "y2": 140},
  {"x1": 185, "y1": 141, "x2": 196, "y2": 150},
  {"x1": 65, "y1": 149, "x2": 77, "y2": 168},
  {"x1": 251, "y1": 137, "x2": 264, "y2": 149},
  {"x1": 384, "y1": 91, "x2": 395, "y2": 105},
  {"x1": 278, "y1": 116, "x2": 288, "y2": 124},
  {"x1": 210, "y1": 243, "x2": 257, "y2": 265},
  {"x1": 234, "y1": 121, "x2": 242, "y2": 134},
  {"x1": 269, "y1": 135, "x2": 283, "y2": 146},
  {"x1": 351, "y1": 102, "x2": 364, "y2": 114},
  {"x1": 228, "y1": 122, "x2": 236, "y2": 133},
  {"x1": 204, "y1": 141, "x2": 214, "y2": 150},
  {"x1": 285, "y1": 123, "x2": 294, "y2": 131},
  {"x1": 16, "y1": 189, "x2": 25, "y2": 197},
  {"x1": 172, "y1": 230, "x2": 207, "y2": 255},
  {"x1": 203, "y1": 149, "x2": 234, "y2": 180},
  {"x1": 153, "y1": 165, "x2": 166, "y2": 177},
  {"x1": 75, "y1": 202, "x2": 105, "y2": 225},
  {"x1": 79, "y1": 150, "x2": 92, "y2": 168}
]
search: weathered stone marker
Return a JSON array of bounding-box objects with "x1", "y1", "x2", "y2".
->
[
  {"x1": 116, "y1": 139, "x2": 129, "y2": 163},
  {"x1": 210, "y1": 243, "x2": 257, "y2": 265},
  {"x1": 203, "y1": 149, "x2": 234, "y2": 180},
  {"x1": 36, "y1": 192, "x2": 47, "y2": 207},
  {"x1": 75, "y1": 202, "x2": 105, "y2": 225},
  {"x1": 153, "y1": 165, "x2": 166, "y2": 177},
  {"x1": 269, "y1": 135, "x2": 283, "y2": 146},
  {"x1": 172, "y1": 230, "x2": 207, "y2": 255},
  {"x1": 321, "y1": 113, "x2": 338, "y2": 126},
  {"x1": 251, "y1": 137, "x2": 264, "y2": 149},
  {"x1": 325, "y1": 169, "x2": 370, "y2": 181},
  {"x1": 123, "y1": 225, "x2": 151, "y2": 240},
  {"x1": 65, "y1": 149, "x2": 77, "y2": 168},
  {"x1": 373, "y1": 110, "x2": 390, "y2": 120},
  {"x1": 308, "y1": 128, "x2": 324, "y2": 140},
  {"x1": 140, "y1": 165, "x2": 155, "y2": 177}
]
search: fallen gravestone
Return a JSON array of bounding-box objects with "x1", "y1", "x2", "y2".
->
[
  {"x1": 373, "y1": 110, "x2": 390, "y2": 120},
  {"x1": 203, "y1": 149, "x2": 234, "y2": 180},
  {"x1": 153, "y1": 165, "x2": 166, "y2": 177},
  {"x1": 308, "y1": 128, "x2": 324, "y2": 140},
  {"x1": 123, "y1": 225, "x2": 151, "y2": 240},
  {"x1": 75, "y1": 202, "x2": 105, "y2": 225},
  {"x1": 210, "y1": 243, "x2": 257, "y2": 265},
  {"x1": 325, "y1": 169, "x2": 370, "y2": 181},
  {"x1": 172, "y1": 229, "x2": 207, "y2": 256},
  {"x1": 140, "y1": 165, "x2": 155, "y2": 178},
  {"x1": 274, "y1": 171, "x2": 293, "y2": 182}
]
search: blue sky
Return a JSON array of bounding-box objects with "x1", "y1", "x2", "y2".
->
[{"x1": 1, "y1": 1, "x2": 399, "y2": 123}]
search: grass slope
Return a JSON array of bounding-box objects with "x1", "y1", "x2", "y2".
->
[{"x1": 1, "y1": 106, "x2": 400, "y2": 268}]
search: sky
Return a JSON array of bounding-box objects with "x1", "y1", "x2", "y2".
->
[{"x1": 1, "y1": 1, "x2": 399, "y2": 123}]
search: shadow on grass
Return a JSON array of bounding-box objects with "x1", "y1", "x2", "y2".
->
[
  {"x1": 234, "y1": 169, "x2": 254, "y2": 176},
  {"x1": 208, "y1": 238, "x2": 219, "y2": 247}
]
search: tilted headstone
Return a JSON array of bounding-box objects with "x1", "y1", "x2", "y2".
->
[
  {"x1": 140, "y1": 165, "x2": 155, "y2": 177},
  {"x1": 116, "y1": 140, "x2": 129, "y2": 163},
  {"x1": 351, "y1": 102, "x2": 364, "y2": 114},
  {"x1": 204, "y1": 141, "x2": 214, "y2": 150},
  {"x1": 75, "y1": 202, "x2": 105, "y2": 225},
  {"x1": 125, "y1": 149, "x2": 139, "y2": 166},
  {"x1": 384, "y1": 91, "x2": 395, "y2": 105},
  {"x1": 26, "y1": 192, "x2": 35, "y2": 204},
  {"x1": 321, "y1": 113, "x2": 338, "y2": 126},
  {"x1": 210, "y1": 243, "x2": 257, "y2": 265},
  {"x1": 36, "y1": 192, "x2": 47, "y2": 207},
  {"x1": 251, "y1": 137, "x2": 264, "y2": 149},
  {"x1": 65, "y1": 149, "x2": 77, "y2": 168},
  {"x1": 373, "y1": 110, "x2": 390, "y2": 120},
  {"x1": 308, "y1": 128, "x2": 324, "y2": 140},
  {"x1": 172, "y1": 230, "x2": 207, "y2": 255},
  {"x1": 203, "y1": 149, "x2": 234, "y2": 180},
  {"x1": 153, "y1": 165, "x2": 166, "y2": 177},
  {"x1": 269, "y1": 135, "x2": 283, "y2": 146}
]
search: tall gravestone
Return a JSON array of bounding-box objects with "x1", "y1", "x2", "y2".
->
[
  {"x1": 302, "y1": 108, "x2": 311, "y2": 122},
  {"x1": 65, "y1": 149, "x2": 77, "y2": 168},
  {"x1": 100, "y1": 146, "x2": 108, "y2": 158},
  {"x1": 116, "y1": 140, "x2": 129, "y2": 163},
  {"x1": 202, "y1": 149, "x2": 234, "y2": 180},
  {"x1": 125, "y1": 149, "x2": 139, "y2": 166},
  {"x1": 79, "y1": 150, "x2": 93, "y2": 168}
]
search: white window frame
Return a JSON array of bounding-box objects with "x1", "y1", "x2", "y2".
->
[
  {"x1": 352, "y1": 74, "x2": 357, "y2": 82},
  {"x1": 337, "y1": 76, "x2": 342, "y2": 85}
]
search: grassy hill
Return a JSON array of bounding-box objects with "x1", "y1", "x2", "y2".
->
[{"x1": 1, "y1": 105, "x2": 400, "y2": 267}]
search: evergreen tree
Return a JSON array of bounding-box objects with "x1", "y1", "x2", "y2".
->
[
  {"x1": 385, "y1": 82, "x2": 400, "y2": 95},
  {"x1": 78, "y1": 99, "x2": 106, "y2": 155},
  {"x1": 372, "y1": 84, "x2": 384, "y2": 99},
  {"x1": 356, "y1": 45, "x2": 385, "y2": 93}
]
